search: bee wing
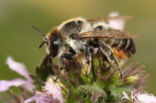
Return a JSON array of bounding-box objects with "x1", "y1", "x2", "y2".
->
[
  {"x1": 79, "y1": 29, "x2": 137, "y2": 39},
  {"x1": 87, "y1": 16, "x2": 132, "y2": 22}
]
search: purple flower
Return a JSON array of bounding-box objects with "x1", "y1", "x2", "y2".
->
[
  {"x1": 0, "y1": 57, "x2": 34, "y2": 92},
  {"x1": 108, "y1": 12, "x2": 125, "y2": 30},
  {"x1": 25, "y1": 82, "x2": 64, "y2": 103}
]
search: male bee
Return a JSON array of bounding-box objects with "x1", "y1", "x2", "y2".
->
[{"x1": 32, "y1": 13, "x2": 136, "y2": 77}]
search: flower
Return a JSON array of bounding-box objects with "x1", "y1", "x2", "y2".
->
[
  {"x1": 24, "y1": 82, "x2": 64, "y2": 103},
  {"x1": 0, "y1": 57, "x2": 34, "y2": 92},
  {"x1": 44, "y1": 82, "x2": 64, "y2": 103},
  {"x1": 108, "y1": 12, "x2": 125, "y2": 30}
]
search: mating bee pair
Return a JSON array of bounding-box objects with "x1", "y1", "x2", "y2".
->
[{"x1": 32, "y1": 13, "x2": 136, "y2": 78}]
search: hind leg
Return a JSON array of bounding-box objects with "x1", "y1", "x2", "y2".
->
[{"x1": 98, "y1": 40, "x2": 122, "y2": 78}]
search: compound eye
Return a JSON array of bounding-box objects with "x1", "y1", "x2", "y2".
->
[{"x1": 77, "y1": 20, "x2": 83, "y2": 25}]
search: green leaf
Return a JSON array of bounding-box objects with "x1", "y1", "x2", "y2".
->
[
  {"x1": 79, "y1": 84, "x2": 106, "y2": 102},
  {"x1": 108, "y1": 85, "x2": 132, "y2": 102}
]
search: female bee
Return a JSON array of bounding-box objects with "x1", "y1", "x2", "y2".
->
[{"x1": 32, "y1": 14, "x2": 136, "y2": 77}]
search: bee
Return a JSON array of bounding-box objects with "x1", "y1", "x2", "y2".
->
[{"x1": 32, "y1": 14, "x2": 136, "y2": 77}]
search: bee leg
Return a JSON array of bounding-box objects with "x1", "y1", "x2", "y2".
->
[
  {"x1": 49, "y1": 55, "x2": 53, "y2": 64},
  {"x1": 98, "y1": 40, "x2": 122, "y2": 78},
  {"x1": 81, "y1": 45, "x2": 94, "y2": 75},
  {"x1": 60, "y1": 54, "x2": 73, "y2": 65},
  {"x1": 102, "y1": 56, "x2": 111, "y2": 70},
  {"x1": 85, "y1": 46, "x2": 93, "y2": 64},
  {"x1": 60, "y1": 43, "x2": 76, "y2": 65}
]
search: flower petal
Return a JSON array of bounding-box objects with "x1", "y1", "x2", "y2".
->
[
  {"x1": 108, "y1": 12, "x2": 125, "y2": 30},
  {"x1": 93, "y1": 48, "x2": 99, "y2": 54},
  {"x1": 25, "y1": 91, "x2": 61, "y2": 103},
  {"x1": 6, "y1": 57, "x2": 31, "y2": 80},
  {"x1": 44, "y1": 82, "x2": 64, "y2": 103},
  {"x1": 0, "y1": 78, "x2": 26, "y2": 92},
  {"x1": 21, "y1": 82, "x2": 34, "y2": 93},
  {"x1": 24, "y1": 96, "x2": 36, "y2": 103}
]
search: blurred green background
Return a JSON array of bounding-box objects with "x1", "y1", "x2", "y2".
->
[{"x1": 0, "y1": 0, "x2": 156, "y2": 95}]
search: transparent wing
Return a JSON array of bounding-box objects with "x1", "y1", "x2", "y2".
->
[
  {"x1": 87, "y1": 16, "x2": 132, "y2": 23},
  {"x1": 79, "y1": 29, "x2": 137, "y2": 39}
]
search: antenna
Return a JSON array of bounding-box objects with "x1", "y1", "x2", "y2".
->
[
  {"x1": 39, "y1": 41, "x2": 48, "y2": 49},
  {"x1": 31, "y1": 24, "x2": 48, "y2": 40}
]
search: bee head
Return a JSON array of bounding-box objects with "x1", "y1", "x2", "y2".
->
[{"x1": 46, "y1": 29, "x2": 60, "y2": 57}]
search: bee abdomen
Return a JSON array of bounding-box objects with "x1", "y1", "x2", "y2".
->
[
  {"x1": 106, "y1": 38, "x2": 136, "y2": 57},
  {"x1": 123, "y1": 39, "x2": 136, "y2": 57}
]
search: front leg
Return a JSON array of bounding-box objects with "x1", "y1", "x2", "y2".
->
[
  {"x1": 98, "y1": 40, "x2": 122, "y2": 78},
  {"x1": 60, "y1": 54, "x2": 74, "y2": 66},
  {"x1": 85, "y1": 45, "x2": 95, "y2": 65},
  {"x1": 80, "y1": 45, "x2": 93, "y2": 76},
  {"x1": 58, "y1": 53, "x2": 74, "y2": 71},
  {"x1": 60, "y1": 43, "x2": 76, "y2": 65}
]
